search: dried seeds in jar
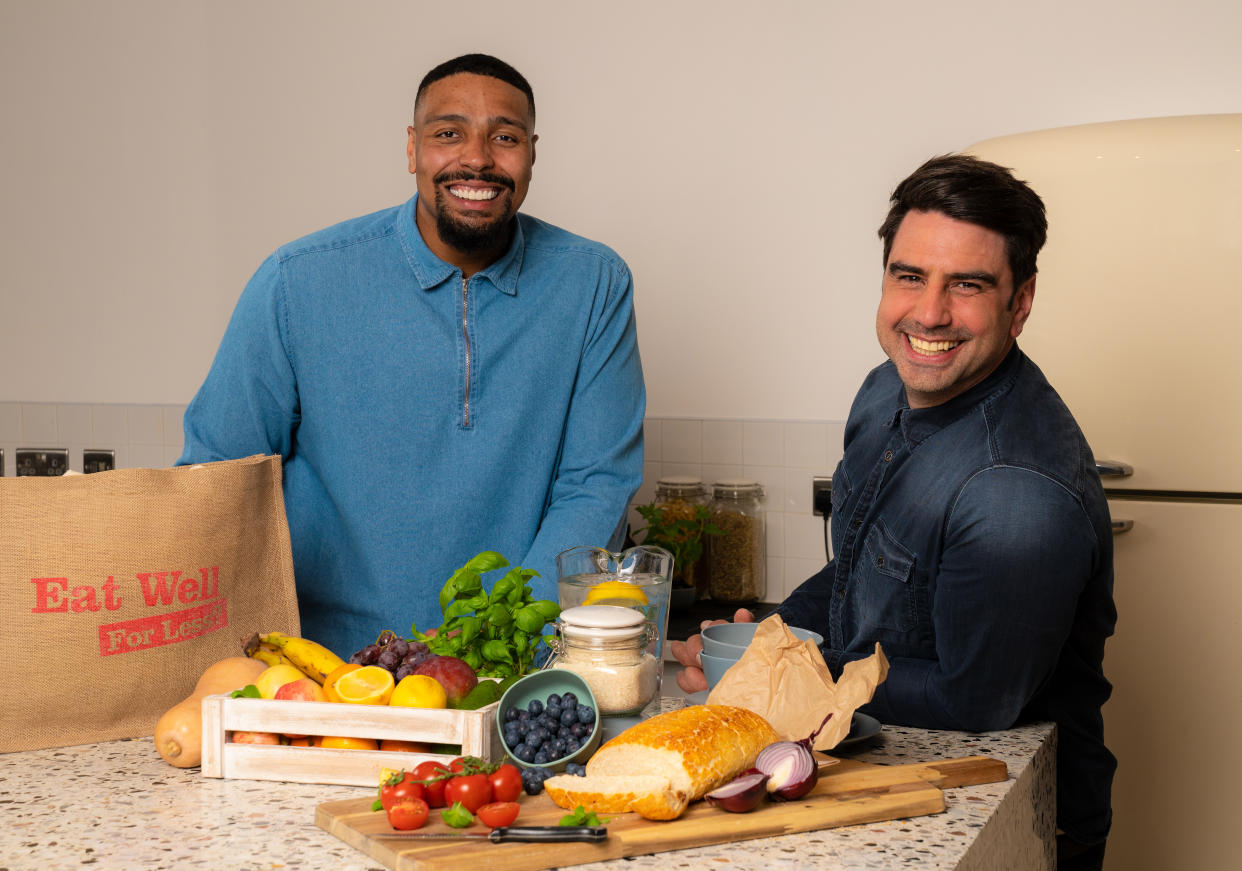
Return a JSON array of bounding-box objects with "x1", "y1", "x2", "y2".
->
[{"x1": 707, "y1": 480, "x2": 766, "y2": 603}]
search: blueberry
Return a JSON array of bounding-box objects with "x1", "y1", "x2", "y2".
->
[
  {"x1": 569, "y1": 722, "x2": 587, "y2": 738},
  {"x1": 534, "y1": 749, "x2": 550, "y2": 765},
  {"x1": 565, "y1": 763, "x2": 587, "y2": 777},
  {"x1": 504, "y1": 706, "x2": 519, "y2": 723},
  {"x1": 517, "y1": 709, "x2": 530, "y2": 723},
  {"x1": 577, "y1": 705, "x2": 595, "y2": 724},
  {"x1": 545, "y1": 703, "x2": 562, "y2": 721},
  {"x1": 547, "y1": 693, "x2": 562, "y2": 708},
  {"x1": 561, "y1": 692, "x2": 578, "y2": 709},
  {"x1": 564, "y1": 738, "x2": 581, "y2": 754},
  {"x1": 528, "y1": 699, "x2": 544, "y2": 716},
  {"x1": 539, "y1": 713, "x2": 558, "y2": 731},
  {"x1": 526, "y1": 731, "x2": 544, "y2": 750},
  {"x1": 558, "y1": 708, "x2": 576, "y2": 726}
]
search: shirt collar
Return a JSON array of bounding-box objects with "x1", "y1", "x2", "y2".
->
[
  {"x1": 892, "y1": 344, "x2": 1024, "y2": 445},
  {"x1": 396, "y1": 195, "x2": 524, "y2": 296}
]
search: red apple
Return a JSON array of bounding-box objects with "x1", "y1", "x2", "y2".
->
[
  {"x1": 274, "y1": 678, "x2": 327, "y2": 702},
  {"x1": 231, "y1": 730, "x2": 281, "y2": 744},
  {"x1": 411, "y1": 655, "x2": 478, "y2": 705}
]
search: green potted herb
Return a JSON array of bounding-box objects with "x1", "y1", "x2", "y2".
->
[{"x1": 631, "y1": 502, "x2": 724, "y2": 596}]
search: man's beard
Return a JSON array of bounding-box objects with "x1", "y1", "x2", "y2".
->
[{"x1": 433, "y1": 171, "x2": 517, "y2": 254}]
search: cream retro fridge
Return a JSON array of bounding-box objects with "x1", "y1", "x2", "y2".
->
[{"x1": 968, "y1": 114, "x2": 1242, "y2": 871}]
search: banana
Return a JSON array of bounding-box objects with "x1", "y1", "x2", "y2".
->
[
  {"x1": 258, "y1": 631, "x2": 346, "y2": 684},
  {"x1": 248, "y1": 641, "x2": 297, "y2": 670}
]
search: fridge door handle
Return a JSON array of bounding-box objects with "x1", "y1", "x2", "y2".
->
[
  {"x1": 1111, "y1": 519, "x2": 1134, "y2": 535},
  {"x1": 1096, "y1": 460, "x2": 1133, "y2": 478}
]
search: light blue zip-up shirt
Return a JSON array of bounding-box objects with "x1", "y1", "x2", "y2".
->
[{"x1": 180, "y1": 196, "x2": 645, "y2": 658}]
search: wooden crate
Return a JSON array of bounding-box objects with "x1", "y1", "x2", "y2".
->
[{"x1": 200, "y1": 693, "x2": 504, "y2": 786}]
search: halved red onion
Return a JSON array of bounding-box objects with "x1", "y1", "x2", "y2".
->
[
  {"x1": 754, "y1": 741, "x2": 817, "y2": 800},
  {"x1": 705, "y1": 771, "x2": 770, "y2": 813},
  {"x1": 753, "y1": 711, "x2": 835, "y2": 802}
]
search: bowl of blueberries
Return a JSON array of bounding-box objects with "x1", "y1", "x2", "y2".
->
[{"x1": 496, "y1": 669, "x2": 602, "y2": 778}]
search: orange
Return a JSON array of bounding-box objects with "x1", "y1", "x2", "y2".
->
[
  {"x1": 333, "y1": 665, "x2": 394, "y2": 705},
  {"x1": 320, "y1": 736, "x2": 379, "y2": 751},
  {"x1": 323, "y1": 663, "x2": 362, "y2": 703},
  {"x1": 389, "y1": 675, "x2": 447, "y2": 709},
  {"x1": 380, "y1": 739, "x2": 432, "y2": 753}
]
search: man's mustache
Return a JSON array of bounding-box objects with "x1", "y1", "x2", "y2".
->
[{"x1": 433, "y1": 170, "x2": 516, "y2": 192}]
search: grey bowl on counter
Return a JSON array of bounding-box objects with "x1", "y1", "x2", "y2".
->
[{"x1": 700, "y1": 621, "x2": 823, "y2": 658}]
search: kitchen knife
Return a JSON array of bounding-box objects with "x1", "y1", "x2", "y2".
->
[{"x1": 379, "y1": 825, "x2": 607, "y2": 843}]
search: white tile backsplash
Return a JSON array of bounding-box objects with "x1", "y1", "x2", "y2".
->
[
  {"x1": 21, "y1": 403, "x2": 58, "y2": 443},
  {"x1": 643, "y1": 415, "x2": 841, "y2": 604},
  {"x1": 661, "y1": 418, "x2": 702, "y2": 464},
  {"x1": 0, "y1": 402, "x2": 190, "y2": 477},
  {"x1": 2, "y1": 404, "x2": 842, "y2": 609}
]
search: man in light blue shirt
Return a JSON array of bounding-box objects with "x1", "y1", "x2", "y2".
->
[{"x1": 180, "y1": 54, "x2": 644, "y2": 658}]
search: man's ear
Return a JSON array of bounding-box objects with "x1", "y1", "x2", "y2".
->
[
  {"x1": 531, "y1": 133, "x2": 538, "y2": 168},
  {"x1": 1010, "y1": 275, "x2": 1036, "y2": 338},
  {"x1": 406, "y1": 126, "x2": 417, "y2": 174}
]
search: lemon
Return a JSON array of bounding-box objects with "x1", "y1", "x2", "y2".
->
[
  {"x1": 334, "y1": 665, "x2": 395, "y2": 705},
  {"x1": 389, "y1": 675, "x2": 448, "y2": 709},
  {"x1": 254, "y1": 664, "x2": 309, "y2": 699},
  {"x1": 583, "y1": 580, "x2": 649, "y2": 606}
]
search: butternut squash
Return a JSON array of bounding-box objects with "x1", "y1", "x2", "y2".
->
[{"x1": 154, "y1": 656, "x2": 267, "y2": 768}]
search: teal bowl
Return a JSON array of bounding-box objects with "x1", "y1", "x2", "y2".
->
[
  {"x1": 700, "y1": 622, "x2": 824, "y2": 658},
  {"x1": 496, "y1": 670, "x2": 602, "y2": 772},
  {"x1": 699, "y1": 651, "x2": 741, "y2": 690}
]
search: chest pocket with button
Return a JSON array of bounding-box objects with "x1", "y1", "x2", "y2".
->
[{"x1": 854, "y1": 521, "x2": 917, "y2": 634}]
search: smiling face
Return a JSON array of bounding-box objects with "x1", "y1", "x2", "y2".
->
[
  {"x1": 876, "y1": 209, "x2": 1035, "y2": 408},
  {"x1": 407, "y1": 72, "x2": 537, "y2": 272}
]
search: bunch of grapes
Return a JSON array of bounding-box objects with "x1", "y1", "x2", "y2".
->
[{"x1": 349, "y1": 630, "x2": 431, "y2": 681}]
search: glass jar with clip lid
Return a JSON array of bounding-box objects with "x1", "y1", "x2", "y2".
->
[{"x1": 546, "y1": 604, "x2": 661, "y2": 718}]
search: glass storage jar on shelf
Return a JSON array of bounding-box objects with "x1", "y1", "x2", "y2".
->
[
  {"x1": 547, "y1": 605, "x2": 660, "y2": 717},
  {"x1": 651, "y1": 476, "x2": 709, "y2": 595},
  {"x1": 707, "y1": 480, "x2": 766, "y2": 604}
]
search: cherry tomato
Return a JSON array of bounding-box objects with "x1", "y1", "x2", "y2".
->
[
  {"x1": 443, "y1": 773, "x2": 493, "y2": 813},
  {"x1": 488, "y1": 763, "x2": 523, "y2": 803},
  {"x1": 412, "y1": 760, "x2": 451, "y2": 808},
  {"x1": 449, "y1": 756, "x2": 470, "y2": 774},
  {"x1": 476, "y1": 801, "x2": 521, "y2": 828},
  {"x1": 387, "y1": 798, "x2": 430, "y2": 831},
  {"x1": 380, "y1": 771, "x2": 427, "y2": 812}
]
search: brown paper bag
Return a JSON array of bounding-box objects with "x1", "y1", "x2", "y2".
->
[
  {"x1": 706, "y1": 615, "x2": 889, "y2": 750},
  {"x1": 0, "y1": 455, "x2": 299, "y2": 753}
]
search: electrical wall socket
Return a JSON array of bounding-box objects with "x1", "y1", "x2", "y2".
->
[
  {"x1": 16, "y1": 448, "x2": 70, "y2": 477},
  {"x1": 84, "y1": 449, "x2": 115, "y2": 474},
  {"x1": 812, "y1": 476, "x2": 833, "y2": 516}
]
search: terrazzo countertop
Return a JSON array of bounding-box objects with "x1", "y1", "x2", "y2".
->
[{"x1": 0, "y1": 717, "x2": 1054, "y2": 871}]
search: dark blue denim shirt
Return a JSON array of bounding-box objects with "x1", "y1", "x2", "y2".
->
[{"x1": 777, "y1": 345, "x2": 1116, "y2": 845}]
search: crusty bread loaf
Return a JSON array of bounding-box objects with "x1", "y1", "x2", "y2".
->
[
  {"x1": 543, "y1": 774, "x2": 690, "y2": 821},
  {"x1": 544, "y1": 704, "x2": 779, "y2": 820}
]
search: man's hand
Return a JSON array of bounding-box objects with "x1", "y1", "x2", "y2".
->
[{"x1": 669, "y1": 608, "x2": 755, "y2": 693}]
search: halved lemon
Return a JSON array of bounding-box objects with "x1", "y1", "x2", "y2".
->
[
  {"x1": 583, "y1": 580, "x2": 649, "y2": 606},
  {"x1": 333, "y1": 665, "x2": 395, "y2": 705},
  {"x1": 389, "y1": 675, "x2": 448, "y2": 709},
  {"x1": 323, "y1": 662, "x2": 362, "y2": 703}
]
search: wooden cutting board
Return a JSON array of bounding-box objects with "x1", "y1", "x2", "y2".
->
[{"x1": 315, "y1": 755, "x2": 1007, "y2": 871}]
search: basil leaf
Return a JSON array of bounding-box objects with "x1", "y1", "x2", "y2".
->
[
  {"x1": 481, "y1": 639, "x2": 513, "y2": 663},
  {"x1": 441, "y1": 802, "x2": 475, "y2": 828},
  {"x1": 514, "y1": 605, "x2": 546, "y2": 634}
]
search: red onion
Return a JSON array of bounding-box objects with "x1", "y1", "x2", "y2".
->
[
  {"x1": 705, "y1": 771, "x2": 770, "y2": 813},
  {"x1": 753, "y1": 712, "x2": 834, "y2": 801}
]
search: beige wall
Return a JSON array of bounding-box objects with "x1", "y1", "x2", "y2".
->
[{"x1": 3, "y1": 0, "x2": 1240, "y2": 419}]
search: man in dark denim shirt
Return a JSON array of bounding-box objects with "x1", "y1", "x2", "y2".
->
[{"x1": 674, "y1": 155, "x2": 1116, "y2": 869}]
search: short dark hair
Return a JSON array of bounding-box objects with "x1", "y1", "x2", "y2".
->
[
  {"x1": 877, "y1": 154, "x2": 1047, "y2": 290},
  {"x1": 414, "y1": 53, "x2": 535, "y2": 122}
]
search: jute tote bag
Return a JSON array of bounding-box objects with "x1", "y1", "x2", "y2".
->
[{"x1": 0, "y1": 454, "x2": 300, "y2": 752}]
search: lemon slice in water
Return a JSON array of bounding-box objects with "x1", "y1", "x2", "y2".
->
[{"x1": 582, "y1": 580, "x2": 649, "y2": 606}]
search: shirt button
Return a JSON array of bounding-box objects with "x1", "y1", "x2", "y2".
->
[
  {"x1": 883, "y1": 450, "x2": 894, "y2": 462},
  {"x1": 876, "y1": 556, "x2": 885, "y2": 568}
]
